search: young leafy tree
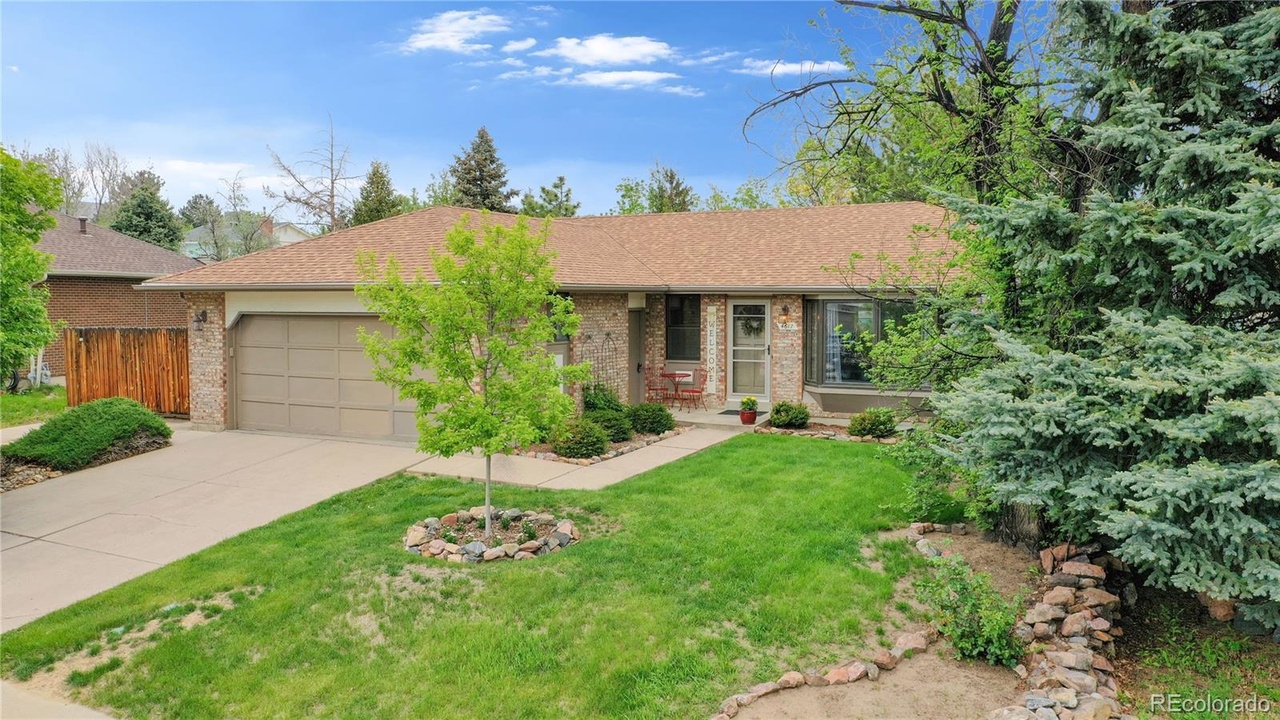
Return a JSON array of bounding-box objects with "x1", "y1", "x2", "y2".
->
[
  {"x1": 519, "y1": 175, "x2": 580, "y2": 218},
  {"x1": 350, "y1": 160, "x2": 401, "y2": 226},
  {"x1": 0, "y1": 148, "x2": 60, "y2": 377},
  {"x1": 109, "y1": 183, "x2": 183, "y2": 250},
  {"x1": 613, "y1": 164, "x2": 700, "y2": 214},
  {"x1": 449, "y1": 127, "x2": 518, "y2": 212},
  {"x1": 704, "y1": 178, "x2": 774, "y2": 211},
  {"x1": 355, "y1": 214, "x2": 591, "y2": 539}
]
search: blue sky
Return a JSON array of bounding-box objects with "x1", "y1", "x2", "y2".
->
[{"x1": 2, "y1": 2, "x2": 896, "y2": 218}]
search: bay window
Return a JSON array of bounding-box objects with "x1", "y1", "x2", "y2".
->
[{"x1": 803, "y1": 298, "x2": 916, "y2": 386}]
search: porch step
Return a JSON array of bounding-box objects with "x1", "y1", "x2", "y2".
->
[{"x1": 672, "y1": 409, "x2": 766, "y2": 433}]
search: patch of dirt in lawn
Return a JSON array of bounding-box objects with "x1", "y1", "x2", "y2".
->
[
  {"x1": 18, "y1": 587, "x2": 261, "y2": 703},
  {"x1": 735, "y1": 530, "x2": 1037, "y2": 720},
  {"x1": 1, "y1": 431, "x2": 169, "y2": 493}
]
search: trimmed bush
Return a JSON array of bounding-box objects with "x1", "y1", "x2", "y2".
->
[
  {"x1": 552, "y1": 418, "x2": 610, "y2": 459},
  {"x1": 584, "y1": 408, "x2": 633, "y2": 443},
  {"x1": 848, "y1": 407, "x2": 898, "y2": 438},
  {"x1": 2, "y1": 397, "x2": 171, "y2": 470},
  {"x1": 583, "y1": 383, "x2": 626, "y2": 413},
  {"x1": 915, "y1": 556, "x2": 1024, "y2": 667},
  {"x1": 627, "y1": 403, "x2": 675, "y2": 435},
  {"x1": 770, "y1": 400, "x2": 810, "y2": 429}
]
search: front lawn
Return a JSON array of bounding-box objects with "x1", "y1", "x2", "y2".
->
[
  {"x1": 0, "y1": 385, "x2": 66, "y2": 427},
  {"x1": 1, "y1": 434, "x2": 918, "y2": 718}
]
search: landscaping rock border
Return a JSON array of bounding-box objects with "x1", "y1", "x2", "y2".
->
[
  {"x1": 404, "y1": 508, "x2": 580, "y2": 563},
  {"x1": 521, "y1": 425, "x2": 691, "y2": 466},
  {"x1": 752, "y1": 424, "x2": 899, "y2": 444},
  {"x1": 907, "y1": 524, "x2": 1141, "y2": 720}
]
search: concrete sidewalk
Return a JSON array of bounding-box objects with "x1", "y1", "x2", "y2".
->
[{"x1": 407, "y1": 427, "x2": 736, "y2": 489}]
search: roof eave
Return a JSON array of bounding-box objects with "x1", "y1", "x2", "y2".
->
[{"x1": 49, "y1": 270, "x2": 168, "y2": 280}]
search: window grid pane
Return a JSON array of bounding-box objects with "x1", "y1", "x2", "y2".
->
[{"x1": 666, "y1": 295, "x2": 701, "y2": 361}]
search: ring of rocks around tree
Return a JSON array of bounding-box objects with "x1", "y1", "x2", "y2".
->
[{"x1": 404, "y1": 507, "x2": 580, "y2": 563}]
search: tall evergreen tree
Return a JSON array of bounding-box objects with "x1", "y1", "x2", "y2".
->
[
  {"x1": 109, "y1": 184, "x2": 183, "y2": 250},
  {"x1": 613, "y1": 164, "x2": 699, "y2": 214},
  {"x1": 519, "y1": 176, "x2": 580, "y2": 218},
  {"x1": 179, "y1": 193, "x2": 220, "y2": 229},
  {"x1": 351, "y1": 160, "x2": 401, "y2": 226},
  {"x1": 449, "y1": 127, "x2": 518, "y2": 212}
]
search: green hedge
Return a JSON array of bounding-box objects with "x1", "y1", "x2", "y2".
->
[
  {"x1": 584, "y1": 408, "x2": 633, "y2": 443},
  {"x1": 552, "y1": 418, "x2": 610, "y2": 459},
  {"x1": 583, "y1": 383, "x2": 626, "y2": 413},
  {"x1": 770, "y1": 401, "x2": 811, "y2": 429},
  {"x1": 2, "y1": 397, "x2": 171, "y2": 470},
  {"x1": 627, "y1": 403, "x2": 675, "y2": 435},
  {"x1": 848, "y1": 407, "x2": 898, "y2": 438}
]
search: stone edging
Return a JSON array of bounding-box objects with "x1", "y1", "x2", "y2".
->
[
  {"x1": 752, "y1": 425, "x2": 900, "y2": 444},
  {"x1": 404, "y1": 508, "x2": 580, "y2": 563},
  {"x1": 708, "y1": 628, "x2": 941, "y2": 720},
  {"x1": 520, "y1": 425, "x2": 692, "y2": 466},
  {"x1": 908, "y1": 524, "x2": 1141, "y2": 720}
]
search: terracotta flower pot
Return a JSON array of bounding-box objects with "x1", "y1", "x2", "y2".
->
[{"x1": 739, "y1": 410, "x2": 758, "y2": 424}]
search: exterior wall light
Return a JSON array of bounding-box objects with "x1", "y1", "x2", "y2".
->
[{"x1": 193, "y1": 309, "x2": 208, "y2": 332}]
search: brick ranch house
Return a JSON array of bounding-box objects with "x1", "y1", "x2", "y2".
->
[
  {"x1": 140, "y1": 203, "x2": 952, "y2": 439},
  {"x1": 36, "y1": 213, "x2": 202, "y2": 378}
]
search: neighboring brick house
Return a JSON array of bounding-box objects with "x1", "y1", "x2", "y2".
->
[
  {"x1": 141, "y1": 203, "x2": 952, "y2": 437},
  {"x1": 36, "y1": 213, "x2": 202, "y2": 377}
]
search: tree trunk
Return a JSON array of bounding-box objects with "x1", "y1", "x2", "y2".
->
[{"x1": 484, "y1": 454, "x2": 493, "y2": 540}]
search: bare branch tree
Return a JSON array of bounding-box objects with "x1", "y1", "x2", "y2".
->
[
  {"x1": 264, "y1": 116, "x2": 357, "y2": 233},
  {"x1": 222, "y1": 173, "x2": 280, "y2": 256},
  {"x1": 20, "y1": 146, "x2": 86, "y2": 214},
  {"x1": 83, "y1": 142, "x2": 128, "y2": 221}
]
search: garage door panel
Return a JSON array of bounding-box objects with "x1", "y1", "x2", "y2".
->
[
  {"x1": 239, "y1": 346, "x2": 287, "y2": 373},
  {"x1": 288, "y1": 376, "x2": 338, "y2": 403},
  {"x1": 239, "y1": 400, "x2": 287, "y2": 428},
  {"x1": 288, "y1": 404, "x2": 339, "y2": 435},
  {"x1": 288, "y1": 317, "x2": 340, "y2": 346},
  {"x1": 288, "y1": 348, "x2": 336, "y2": 374},
  {"x1": 238, "y1": 373, "x2": 287, "y2": 400},
  {"x1": 236, "y1": 314, "x2": 416, "y2": 442}
]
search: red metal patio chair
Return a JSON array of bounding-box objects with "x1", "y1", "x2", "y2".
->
[
  {"x1": 645, "y1": 365, "x2": 672, "y2": 406},
  {"x1": 678, "y1": 367, "x2": 708, "y2": 411}
]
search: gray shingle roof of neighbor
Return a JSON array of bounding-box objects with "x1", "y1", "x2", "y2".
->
[
  {"x1": 37, "y1": 212, "x2": 204, "y2": 278},
  {"x1": 142, "y1": 202, "x2": 954, "y2": 291}
]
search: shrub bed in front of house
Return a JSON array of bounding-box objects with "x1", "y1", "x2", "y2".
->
[{"x1": 1, "y1": 397, "x2": 172, "y2": 491}]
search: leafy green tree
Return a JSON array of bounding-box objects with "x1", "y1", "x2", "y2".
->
[
  {"x1": 449, "y1": 127, "x2": 518, "y2": 213},
  {"x1": 519, "y1": 176, "x2": 580, "y2": 217},
  {"x1": 613, "y1": 164, "x2": 700, "y2": 214},
  {"x1": 350, "y1": 160, "x2": 401, "y2": 226},
  {"x1": 355, "y1": 214, "x2": 590, "y2": 538},
  {"x1": 109, "y1": 184, "x2": 183, "y2": 250},
  {"x1": 0, "y1": 149, "x2": 60, "y2": 377},
  {"x1": 179, "y1": 193, "x2": 220, "y2": 230},
  {"x1": 704, "y1": 178, "x2": 773, "y2": 211}
]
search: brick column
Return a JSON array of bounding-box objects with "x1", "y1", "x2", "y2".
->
[
  {"x1": 770, "y1": 294, "x2": 804, "y2": 405},
  {"x1": 644, "y1": 293, "x2": 666, "y2": 372},
  {"x1": 187, "y1": 292, "x2": 228, "y2": 431},
  {"x1": 569, "y1": 293, "x2": 629, "y2": 400}
]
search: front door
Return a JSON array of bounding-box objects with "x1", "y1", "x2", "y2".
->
[
  {"x1": 627, "y1": 308, "x2": 645, "y2": 404},
  {"x1": 729, "y1": 300, "x2": 769, "y2": 399}
]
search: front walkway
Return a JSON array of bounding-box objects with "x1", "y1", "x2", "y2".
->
[{"x1": 406, "y1": 427, "x2": 736, "y2": 489}]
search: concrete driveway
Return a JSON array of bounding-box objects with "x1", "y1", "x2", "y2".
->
[{"x1": 1, "y1": 428, "x2": 425, "y2": 632}]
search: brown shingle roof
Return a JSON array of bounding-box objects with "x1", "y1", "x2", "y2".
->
[
  {"x1": 142, "y1": 202, "x2": 952, "y2": 291},
  {"x1": 38, "y1": 212, "x2": 202, "y2": 278}
]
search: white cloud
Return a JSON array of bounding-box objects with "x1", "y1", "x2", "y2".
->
[
  {"x1": 659, "y1": 85, "x2": 705, "y2": 98},
  {"x1": 502, "y1": 37, "x2": 537, "y2": 53},
  {"x1": 467, "y1": 57, "x2": 527, "y2": 68},
  {"x1": 529, "y1": 5, "x2": 555, "y2": 11},
  {"x1": 678, "y1": 51, "x2": 740, "y2": 67},
  {"x1": 498, "y1": 65, "x2": 573, "y2": 81},
  {"x1": 6, "y1": 65, "x2": 18, "y2": 73},
  {"x1": 399, "y1": 9, "x2": 511, "y2": 54},
  {"x1": 533, "y1": 34, "x2": 673, "y2": 66},
  {"x1": 733, "y1": 58, "x2": 846, "y2": 76}
]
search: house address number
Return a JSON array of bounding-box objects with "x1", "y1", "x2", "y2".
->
[{"x1": 776, "y1": 322, "x2": 798, "y2": 331}]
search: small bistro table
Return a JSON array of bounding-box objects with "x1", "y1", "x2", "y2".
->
[{"x1": 660, "y1": 371, "x2": 692, "y2": 408}]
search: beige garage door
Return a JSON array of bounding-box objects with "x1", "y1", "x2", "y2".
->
[{"x1": 234, "y1": 315, "x2": 418, "y2": 441}]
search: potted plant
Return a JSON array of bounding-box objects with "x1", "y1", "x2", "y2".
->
[{"x1": 739, "y1": 396, "x2": 758, "y2": 424}]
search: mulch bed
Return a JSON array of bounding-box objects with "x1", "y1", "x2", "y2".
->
[{"x1": 0, "y1": 431, "x2": 170, "y2": 493}]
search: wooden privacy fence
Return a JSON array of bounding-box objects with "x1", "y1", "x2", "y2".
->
[{"x1": 64, "y1": 327, "x2": 190, "y2": 416}]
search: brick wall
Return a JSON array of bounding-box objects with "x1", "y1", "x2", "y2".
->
[
  {"x1": 569, "y1": 293, "x2": 629, "y2": 401},
  {"x1": 187, "y1": 292, "x2": 228, "y2": 431},
  {"x1": 700, "y1": 294, "x2": 728, "y2": 406},
  {"x1": 770, "y1": 294, "x2": 804, "y2": 405},
  {"x1": 41, "y1": 277, "x2": 187, "y2": 376},
  {"x1": 643, "y1": 293, "x2": 666, "y2": 373}
]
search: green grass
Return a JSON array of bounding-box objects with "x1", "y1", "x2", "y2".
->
[
  {"x1": 0, "y1": 385, "x2": 66, "y2": 427},
  {"x1": 0, "y1": 434, "x2": 921, "y2": 718},
  {"x1": 1121, "y1": 591, "x2": 1280, "y2": 719}
]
